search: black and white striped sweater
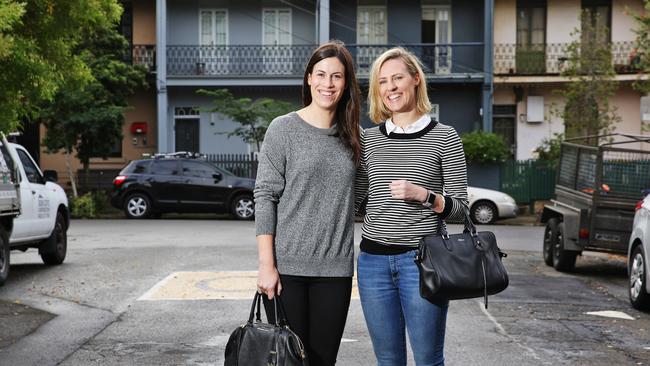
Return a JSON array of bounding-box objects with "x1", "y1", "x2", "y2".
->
[{"x1": 354, "y1": 119, "x2": 469, "y2": 249}]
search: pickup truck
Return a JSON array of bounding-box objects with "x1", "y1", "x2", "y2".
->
[{"x1": 0, "y1": 137, "x2": 69, "y2": 286}]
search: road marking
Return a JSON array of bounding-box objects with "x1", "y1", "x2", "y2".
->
[
  {"x1": 138, "y1": 271, "x2": 359, "y2": 301},
  {"x1": 478, "y1": 301, "x2": 544, "y2": 362},
  {"x1": 340, "y1": 338, "x2": 357, "y2": 343},
  {"x1": 585, "y1": 311, "x2": 635, "y2": 320}
]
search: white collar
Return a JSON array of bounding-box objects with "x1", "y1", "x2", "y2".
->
[{"x1": 385, "y1": 115, "x2": 431, "y2": 135}]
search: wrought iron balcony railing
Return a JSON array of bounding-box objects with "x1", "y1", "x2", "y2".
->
[
  {"x1": 132, "y1": 44, "x2": 156, "y2": 71},
  {"x1": 494, "y1": 41, "x2": 639, "y2": 76},
  {"x1": 166, "y1": 43, "x2": 484, "y2": 78}
]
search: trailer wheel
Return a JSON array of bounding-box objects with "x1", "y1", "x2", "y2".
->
[
  {"x1": 543, "y1": 218, "x2": 558, "y2": 266},
  {"x1": 553, "y1": 222, "x2": 577, "y2": 272}
]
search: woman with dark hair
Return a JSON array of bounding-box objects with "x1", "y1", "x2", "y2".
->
[{"x1": 254, "y1": 41, "x2": 361, "y2": 366}]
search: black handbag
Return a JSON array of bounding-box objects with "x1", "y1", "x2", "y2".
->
[
  {"x1": 414, "y1": 210, "x2": 509, "y2": 309},
  {"x1": 224, "y1": 292, "x2": 308, "y2": 366}
]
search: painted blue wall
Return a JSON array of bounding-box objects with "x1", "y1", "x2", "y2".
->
[
  {"x1": 168, "y1": 86, "x2": 302, "y2": 154},
  {"x1": 167, "y1": 0, "x2": 316, "y2": 45}
]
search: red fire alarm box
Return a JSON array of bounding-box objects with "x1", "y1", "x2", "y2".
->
[{"x1": 131, "y1": 122, "x2": 148, "y2": 134}]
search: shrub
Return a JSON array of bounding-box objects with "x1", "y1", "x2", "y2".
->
[
  {"x1": 461, "y1": 131, "x2": 510, "y2": 164},
  {"x1": 70, "y1": 193, "x2": 96, "y2": 219},
  {"x1": 533, "y1": 133, "x2": 564, "y2": 168},
  {"x1": 91, "y1": 190, "x2": 110, "y2": 212}
]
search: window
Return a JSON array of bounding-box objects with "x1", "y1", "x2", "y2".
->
[
  {"x1": 182, "y1": 161, "x2": 216, "y2": 178},
  {"x1": 581, "y1": 0, "x2": 611, "y2": 44},
  {"x1": 124, "y1": 160, "x2": 151, "y2": 174},
  {"x1": 262, "y1": 8, "x2": 292, "y2": 74},
  {"x1": 200, "y1": 9, "x2": 228, "y2": 46},
  {"x1": 17, "y1": 150, "x2": 44, "y2": 184},
  {"x1": 356, "y1": 2, "x2": 387, "y2": 74},
  {"x1": 357, "y1": 5, "x2": 387, "y2": 44},
  {"x1": 199, "y1": 9, "x2": 228, "y2": 75},
  {"x1": 516, "y1": 0, "x2": 546, "y2": 74},
  {"x1": 151, "y1": 160, "x2": 179, "y2": 176},
  {"x1": 422, "y1": 6, "x2": 451, "y2": 74}
]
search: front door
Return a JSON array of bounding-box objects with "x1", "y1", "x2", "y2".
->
[
  {"x1": 11, "y1": 149, "x2": 51, "y2": 240},
  {"x1": 493, "y1": 105, "x2": 517, "y2": 159},
  {"x1": 175, "y1": 119, "x2": 200, "y2": 153}
]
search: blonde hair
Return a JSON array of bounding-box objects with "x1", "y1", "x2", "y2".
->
[{"x1": 367, "y1": 47, "x2": 432, "y2": 124}]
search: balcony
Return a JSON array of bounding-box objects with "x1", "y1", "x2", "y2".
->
[
  {"x1": 494, "y1": 41, "x2": 639, "y2": 76},
  {"x1": 166, "y1": 43, "x2": 485, "y2": 79},
  {"x1": 132, "y1": 44, "x2": 156, "y2": 71}
]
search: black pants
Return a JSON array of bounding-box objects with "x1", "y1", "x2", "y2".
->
[{"x1": 264, "y1": 275, "x2": 352, "y2": 366}]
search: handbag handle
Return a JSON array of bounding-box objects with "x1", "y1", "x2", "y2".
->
[
  {"x1": 436, "y1": 206, "x2": 477, "y2": 239},
  {"x1": 248, "y1": 292, "x2": 291, "y2": 328}
]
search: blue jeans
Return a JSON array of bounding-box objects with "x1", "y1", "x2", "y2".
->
[{"x1": 358, "y1": 250, "x2": 448, "y2": 366}]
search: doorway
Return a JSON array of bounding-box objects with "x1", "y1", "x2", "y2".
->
[{"x1": 175, "y1": 119, "x2": 200, "y2": 153}]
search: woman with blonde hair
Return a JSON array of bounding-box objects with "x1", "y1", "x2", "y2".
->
[{"x1": 355, "y1": 47, "x2": 469, "y2": 366}]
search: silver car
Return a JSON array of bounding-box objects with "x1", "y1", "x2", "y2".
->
[
  {"x1": 467, "y1": 186, "x2": 519, "y2": 225},
  {"x1": 628, "y1": 194, "x2": 650, "y2": 311}
]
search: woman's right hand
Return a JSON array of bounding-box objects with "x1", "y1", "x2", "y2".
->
[{"x1": 257, "y1": 263, "x2": 282, "y2": 299}]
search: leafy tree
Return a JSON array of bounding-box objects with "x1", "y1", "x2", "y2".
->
[
  {"x1": 630, "y1": 1, "x2": 650, "y2": 94},
  {"x1": 461, "y1": 131, "x2": 510, "y2": 164},
  {"x1": 41, "y1": 26, "x2": 148, "y2": 196},
  {"x1": 0, "y1": 0, "x2": 123, "y2": 133},
  {"x1": 198, "y1": 89, "x2": 296, "y2": 151},
  {"x1": 555, "y1": 10, "x2": 621, "y2": 145}
]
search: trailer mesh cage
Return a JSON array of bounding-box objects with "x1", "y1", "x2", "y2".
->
[{"x1": 558, "y1": 134, "x2": 650, "y2": 199}]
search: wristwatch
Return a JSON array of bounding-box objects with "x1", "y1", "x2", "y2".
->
[{"x1": 422, "y1": 190, "x2": 436, "y2": 208}]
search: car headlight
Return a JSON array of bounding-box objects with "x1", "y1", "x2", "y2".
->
[{"x1": 500, "y1": 194, "x2": 516, "y2": 204}]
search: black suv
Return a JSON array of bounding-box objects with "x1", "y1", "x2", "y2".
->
[{"x1": 111, "y1": 153, "x2": 255, "y2": 220}]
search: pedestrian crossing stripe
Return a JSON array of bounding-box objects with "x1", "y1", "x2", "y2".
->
[{"x1": 137, "y1": 271, "x2": 360, "y2": 301}]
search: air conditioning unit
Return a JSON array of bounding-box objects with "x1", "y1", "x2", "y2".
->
[{"x1": 527, "y1": 96, "x2": 544, "y2": 123}]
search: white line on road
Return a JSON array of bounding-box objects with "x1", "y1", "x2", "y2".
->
[{"x1": 478, "y1": 301, "x2": 546, "y2": 364}]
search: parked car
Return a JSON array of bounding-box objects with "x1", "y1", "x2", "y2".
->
[
  {"x1": 467, "y1": 186, "x2": 518, "y2": 224},
  {"x1": 1, "y1": 136, "x2": 70, "y2": 286},
  {"x1": 628, "y1": 194, "x2": 650, "y2": 310},
  {"x1": 111, "y1": 153, "x2": 255, "y2": 220}
]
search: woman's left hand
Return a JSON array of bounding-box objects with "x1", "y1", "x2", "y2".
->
[{"x1": 389, "y1": 180, "x2": 428, "y2": 202}]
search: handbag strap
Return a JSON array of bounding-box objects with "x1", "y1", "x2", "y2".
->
[
  {"x1": 248, "y1": 292, "x2": 262, "y2": 323},
  {"x1": 437, "y1": 206, "x2": 477, "y2": 238}
]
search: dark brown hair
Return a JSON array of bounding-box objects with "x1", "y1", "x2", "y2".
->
[{"x1": 302, "y1": 41, "x2": 361, "y2": 164}]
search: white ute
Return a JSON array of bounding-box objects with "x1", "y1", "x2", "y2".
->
[{"x1": 3, "y1": 141, "x2": 69, "y2": 285}]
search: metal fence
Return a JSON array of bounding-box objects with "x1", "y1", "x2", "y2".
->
[
  {"x1": 500, "y1": 160, "x2": 556, "y2": 206},
  {"x1": 206, "y1": 153, "x2": 258, "y2": 179},
  {"x1": 166, "y1": 43, "x2": 485, "y2": 78},
  {"x1": 494, "y1": 41, "x2": 638, "y2": 75}
]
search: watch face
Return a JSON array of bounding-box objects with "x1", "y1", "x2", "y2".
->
[{"x1": 427, "y1": 191, "x2": 436, "y2": 205}]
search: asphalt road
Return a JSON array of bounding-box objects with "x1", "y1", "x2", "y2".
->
[{"x1": 0, "y1": 219, "x2": 648, "y2": 366}]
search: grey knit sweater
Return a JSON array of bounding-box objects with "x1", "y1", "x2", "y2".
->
[{"x1": 254, "y1": 112, "x2": 356, "y2": 277}]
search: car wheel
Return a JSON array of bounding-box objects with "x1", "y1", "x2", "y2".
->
[
  {"x1": 552, "y1": 222, "x2": 577, "y2": 272},
  {"x1": 231, "y1": 194, "x2": 255, "y2": 220},
  {"x1": 124, "y1": 193, "x2": 152, "y2": 219},
  {"x1": 543, "y1": 218, "x2": 558, "y2": 267},
  {"x1": 0, "y1": 228, "x2": 9, "y2": 286},
  {"x1": 39, "y1": 212, "x2": 67, "y2": 265},
  {"x1": 471, "y1": 201, "x2": 497, "y2": 225},
  {"x1": 629, "y1": 244, "x2": 650, "y2": 311}
]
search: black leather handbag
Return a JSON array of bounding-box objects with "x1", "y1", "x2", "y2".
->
[
  {"x1": 414, "y1": 210, "x2": 509, "y2": 309},
  {"x1": 224, "y1": 292, "x2": 308, "y2": 366}
]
